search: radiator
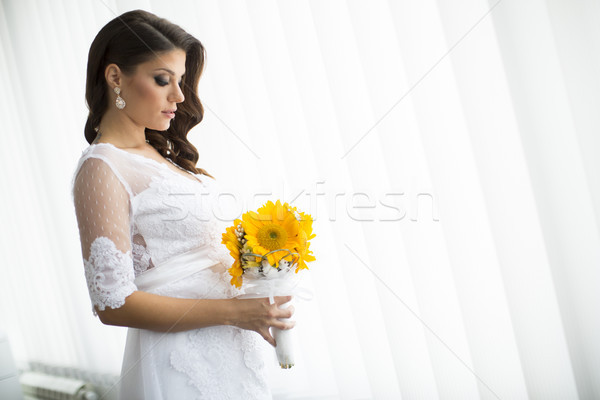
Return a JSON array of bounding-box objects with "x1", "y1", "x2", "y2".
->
[{"x1": 19, "y1": 371, "x2": 98, "y2": 400}]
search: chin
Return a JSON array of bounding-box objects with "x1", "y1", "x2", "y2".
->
[{"x1": 147, "y1": 122, "x2": 171, "y2": 132}]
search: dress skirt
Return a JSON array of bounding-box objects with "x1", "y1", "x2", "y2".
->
[{"x1": 116, "y1": 247, "x2": 272, "y2": 400}]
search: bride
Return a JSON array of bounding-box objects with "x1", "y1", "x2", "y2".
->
[{"x1": 71, "y1": 9, "x2": 294, "y2": 399}]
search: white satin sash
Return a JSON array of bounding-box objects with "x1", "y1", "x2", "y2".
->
[{"x1": 134, "y1": 246, "x2": 219, "y2": 292}]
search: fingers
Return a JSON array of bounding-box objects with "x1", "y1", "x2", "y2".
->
[
  {"x1": 271, "y1": 319, "x2": 296, "y2": 331},
  {"x1": 285, "y1": 305, "x2": 295, "y2": 319},
  {"x1": 260, "y1": 328, "x2": 276, "y2": 347},
  {"x1": 272, "y1": 305, "x2": 295, "y2": 322},
  {"x1": 234, "y1": 297, "x2": 296, "y2": 346},
  {"x1": 274, "y1": 295, "x2": 293, "y2": 306},
  {"x1": 270, "y1": 298, "x2": 294, "y2": 319}
]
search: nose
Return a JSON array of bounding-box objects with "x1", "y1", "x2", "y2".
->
[{"x1": 170, "y1": 82, "x2": 185, "y2": 103}]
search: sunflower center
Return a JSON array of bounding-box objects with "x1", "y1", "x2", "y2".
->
[{"x1": 257, "y1": 223, "x2": 288, "y2": 251}]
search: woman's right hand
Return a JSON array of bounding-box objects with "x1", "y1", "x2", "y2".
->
[{"x1": 229, "y1": 296, "x2": 295, "y2": 347}]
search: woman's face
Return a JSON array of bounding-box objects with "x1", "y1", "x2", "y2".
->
[{"x1": 119, "y1": 48, "x2": 187, "y2": 131}]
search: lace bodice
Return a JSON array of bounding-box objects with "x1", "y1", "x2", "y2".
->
[{"x1": 71, "y1": 143, "x2": 233, "y2": 316}]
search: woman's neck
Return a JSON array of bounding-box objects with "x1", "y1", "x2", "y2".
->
[{"x1": 95, "y1": 109, "x2": 147, "y2": 149}]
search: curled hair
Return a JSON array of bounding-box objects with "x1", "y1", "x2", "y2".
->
[{"x1": 84, "y1": 9, "x2": 213, "y2": 177}]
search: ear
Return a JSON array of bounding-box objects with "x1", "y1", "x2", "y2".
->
[{"x1": 104, "y1": 63, "x2": 122, "y2": 89}]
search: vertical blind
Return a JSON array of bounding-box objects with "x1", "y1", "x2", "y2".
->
[{"x1": 0, "y1": 0, "x2": 598, "y2": 398}]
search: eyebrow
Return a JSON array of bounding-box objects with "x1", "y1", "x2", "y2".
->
[{"x1": 153, "y1": 68, "x2": 185, "y2": 77}]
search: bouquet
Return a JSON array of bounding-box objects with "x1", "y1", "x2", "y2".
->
[{"x1": 221, "y1": 200, "x2": 315, "y2": 368}]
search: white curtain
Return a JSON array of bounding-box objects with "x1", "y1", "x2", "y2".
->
[{"x1": 1, "y1": 0, "x2": 599, "y2": 398}]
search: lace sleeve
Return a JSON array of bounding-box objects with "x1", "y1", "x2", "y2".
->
[{"x1": 72, "y1": 156, "x2": 137, "y2": 317}]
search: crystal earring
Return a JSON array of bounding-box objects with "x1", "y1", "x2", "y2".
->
[{"x1": 114, "y1": 87, "x2": 126, "y2": 109}]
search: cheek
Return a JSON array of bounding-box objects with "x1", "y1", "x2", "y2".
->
[{"x1": 131, "y1": 81, "x2": 161, "y2": 111}]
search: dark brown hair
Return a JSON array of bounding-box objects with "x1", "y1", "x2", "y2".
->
[{"x1": 84, "y1": 9, "x2": 213, "y2": 177}]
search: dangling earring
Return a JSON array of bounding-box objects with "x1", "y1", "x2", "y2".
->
[{"x1": 114, "y1": 87, "x2": 126, "y2": 109}]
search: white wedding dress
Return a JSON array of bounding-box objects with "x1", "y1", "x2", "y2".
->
[{"x1": 71, "y1": 143, "x2": 272, "y2": 399}]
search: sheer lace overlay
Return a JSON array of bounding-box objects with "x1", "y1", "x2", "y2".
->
[
  {"x1": 72, "y1": 143, "x2": 271, "y2": 399},
  {"x1": 72, "y1": 143, "x2": 229, "y2": 315},
  {"x1": 84, "y1": 236, "x2": 137, "y2": 316}
]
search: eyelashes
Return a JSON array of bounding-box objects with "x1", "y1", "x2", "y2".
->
[
  {"x1": 154, "y1": 77, "x2": 184, "y2": 87},
  {"x1": 155, "y1": 77, "x2": 168, "y2": 86}
]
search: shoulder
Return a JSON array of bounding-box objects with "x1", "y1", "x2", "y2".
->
[
  {"x1": 78, "y1": 143, "x2": 126, "y2": 164},
  {"x1": 71, "y1": 144, "x2": 133, "y2": 197},
  {"x1": 73, "y1": 144, "x2": 119, "y2": 179}
]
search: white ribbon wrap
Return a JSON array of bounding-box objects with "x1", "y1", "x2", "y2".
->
[{"x1": 236, "y1": 264, "x2": 313, "y2": 369}]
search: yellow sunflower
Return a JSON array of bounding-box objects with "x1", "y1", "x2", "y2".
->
[
  {"x1": 221, "y1": 219, "x2": 244, "y2": 287},
  {"x1": 287, "y1": 205, "x2": 316, "y2": 239},
  {"x1": 222, "y1": 201, "x2": 316, "y2": 287},
  {"x1": 286, "y1": 205, "x2": 316, "y2": 271},
  {"x1": 242, "y1": 200, "x2": 301, "y2": 266},
  {"x1": 296, "y1": 239, "x2": 316, "y2": 272}
]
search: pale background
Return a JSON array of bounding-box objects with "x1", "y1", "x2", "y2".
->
[{"x1": 1, "y1": 0, "x2": 599, "y2": 398}]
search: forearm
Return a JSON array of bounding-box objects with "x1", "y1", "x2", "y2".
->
[{"x1": 97, "y1": 290, "x2": 236, "y2": 333}]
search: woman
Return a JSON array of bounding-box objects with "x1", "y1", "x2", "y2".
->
[{"x1": 72, "y1": 9, "x2": 293, "y2": 399}]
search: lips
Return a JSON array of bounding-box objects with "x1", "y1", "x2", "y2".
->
[{"x1": 162, "y1": 109, "x2": 176, "y2": 119}]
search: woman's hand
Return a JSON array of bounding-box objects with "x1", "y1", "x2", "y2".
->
[{"x1": 229, "y1": 296, "x2": 296, "y2": 347}]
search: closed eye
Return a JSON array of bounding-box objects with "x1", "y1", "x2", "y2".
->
[{"x1": 155, "y1": 77, "x2": 168, "y2": 87}]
